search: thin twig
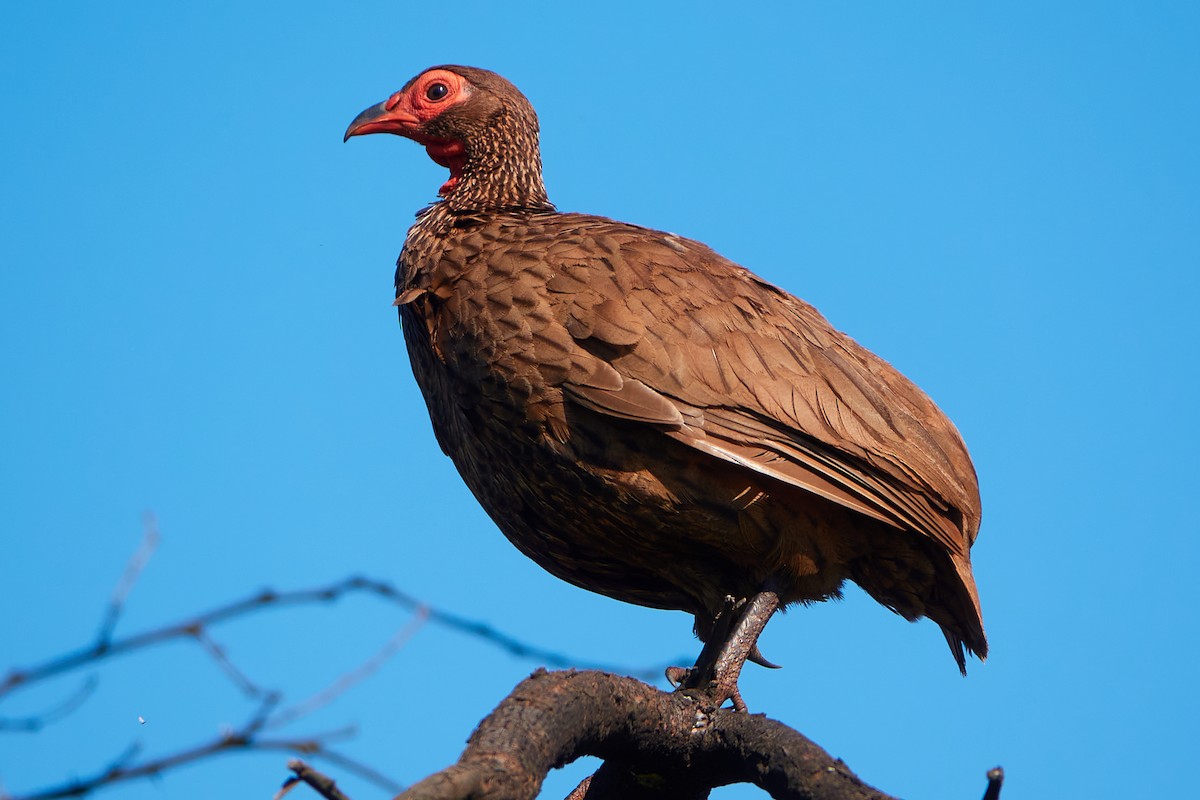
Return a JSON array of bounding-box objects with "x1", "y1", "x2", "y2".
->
[
  {"x1": 245, "y1": 692, "x2": 284, "y2": 736},
  {"x1": 103, "y1": 741, "x2": 143, "y2": 775},
  {"x1": 281, "y1": 759, "x2": 353, "y2": 800},
  {"x1": 381, "y1": 583, "x2": 677, "y2": 681},
  {"x1": 2, "y1": 726, "x2": 381, "y2": 800},
  {"x1": 274, "y1": 775, "x2": 303, "y2": 800},
  {"x1": 297, "y1": 749, "x2": 403, "y2": 796},
  {"x1": 0, "y1": 677, "x2": 96, "y2": 732},
  {"x1": 192, "y1": 628, "x2": 270, "y2": 699},
  {"x1": 1, "y1": 527, "x2": 672, "y2": 800},
  {"x1": 96, "y1": 513, "x2": 160, "y2": 644},
  {"x1": 278, "y1": 751, "x2": 405, "y2": 798},
  {"x1": 2, "y1": 576, "x2": 674, "y2": 700},
  {"x1": 268, "y1": 606, "x2": 431, "y2": 730}
]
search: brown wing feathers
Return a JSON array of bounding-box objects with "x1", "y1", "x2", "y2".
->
[{"x1": 544, "y1": 221, "x2": 979, "y2": 549}]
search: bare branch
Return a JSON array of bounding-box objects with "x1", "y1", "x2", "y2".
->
[
  {"x1": 96, "y1": 512, "x2": 160, "y2": 645},
  {"x1": 5, "y1": 731, "x2": 250, "y2": 800},
  {"x1": 2, "y1": 725, "x2": 385, "y2": 800},
  {"x1": 391, "y1": 669, "x2": 1003, "y2": 800},
  {"x1": 2, "y1": 576, "x2": 672, "y2": 703},
  {"x1": 268, "y1": 606, "x2": 431, "y2": 730},
  {"x1": 397, "y1": 669, "x2": 897, "y2": 800},
  {"x1": 0, "y1": 678, "x2": 96, "y2": 733},
  {"x1": 275, "y1": 776, "x2": 304, "y2": 800},
  {"x1": 192, "y1": 628, "x2": 271, "y2": 699},
  {"x1": 4, "y1": 523, "x2": 669, "y2": 796},
  {"x1": 981, "y1": 767, "x2": 1004, "y2": 800},
  {"x1": 280, "y1": 760, "x2": 353, "y2": 800},
  {"x1": 280, "y1": 752, "x2": 405, "y2": 798},
  {"x1": 262, "y1": 736, "x2": 404, "y2": 793},
  {"x1": 101, "y1": 741, "x2": 143, "y2": 776},
  {"x1": 409, "y1": 590, "x2": 677, "y2": 681}
]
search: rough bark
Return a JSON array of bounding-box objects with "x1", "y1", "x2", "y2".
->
[{"x1": 395, "y1": 669, "x2": 895, "y2": 800}]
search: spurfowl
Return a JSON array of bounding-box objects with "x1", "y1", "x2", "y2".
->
[{"x1": 345, "y1": 66, "x2": 986, "y2": 707}]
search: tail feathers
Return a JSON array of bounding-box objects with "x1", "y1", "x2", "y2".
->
[
  {"x1": 942, "y1": 627, "x2": 986, "y2": 676},
  {"x1": 938, "y1": 555, "x2": 988, "y2": 674}
]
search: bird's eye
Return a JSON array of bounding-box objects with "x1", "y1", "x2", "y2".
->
[{"x1": 425, "y1": 82, "x2": 450, "y2": 102}]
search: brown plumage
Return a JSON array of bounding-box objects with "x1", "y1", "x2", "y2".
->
[{"x1": 345, "y1": 65, "x2": 987, "y2": 682}]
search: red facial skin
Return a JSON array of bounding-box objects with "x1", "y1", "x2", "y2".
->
[{"x1": 344, "y1": 69, "x2": 472, "y2": 195}]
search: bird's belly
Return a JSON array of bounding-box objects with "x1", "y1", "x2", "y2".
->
[
  {"x1": 404, "y1": 336, "x2": 849, "y2": 620},
  {"x1": 434, "y1": 395, "x2": 723, "y2": 614}
]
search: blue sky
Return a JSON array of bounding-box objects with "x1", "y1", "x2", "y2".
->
[{"x1": 2, "y1": 2, "x2": 1198, "y2": 798}]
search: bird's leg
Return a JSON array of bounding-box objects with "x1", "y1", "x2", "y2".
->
[
  {"x1": 666, "y1": 596, "x2": 754, "y2": 696},
  {"x1": 671, "y1": 590, "x2": 781, "y2": 712}
]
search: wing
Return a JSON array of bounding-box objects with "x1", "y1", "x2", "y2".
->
[{"x1": 536, "y1": 215, "x2": 981, "y2": 556}]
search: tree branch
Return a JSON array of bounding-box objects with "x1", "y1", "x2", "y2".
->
[
  {"x1": 1, "y1": 577, "x2": 671, "y2": 705},
  {"x1": 397, "y1": 669, "x2": 899, "y2": 800},
  {"x1": 1, "y1": 522, "x2": 675, "y2": 799},
  {"x1": 278, "y1": 760, "x2": 355, "y2": 800},
  {"x1": 94, "y1": 512, "x2": 160, "y2": 644},
  {"x1": 267, "y1": 608, "x2": 430, "y2": 730},
  {"x1": 0, "y1": 678, "x2": 97, "y2": 733}
]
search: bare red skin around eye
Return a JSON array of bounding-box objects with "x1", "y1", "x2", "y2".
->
[{"x1": 385, "y1": 70, "x2": 471, "y2": 195}]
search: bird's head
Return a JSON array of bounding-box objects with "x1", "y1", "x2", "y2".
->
[{"x1": 345, "y1": 65, "x2": 551, "y2": 211}]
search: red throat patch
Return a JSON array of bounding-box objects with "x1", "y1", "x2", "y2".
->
[{"x1": 424, "y1": 139, "x2": 467, "y2": 196}]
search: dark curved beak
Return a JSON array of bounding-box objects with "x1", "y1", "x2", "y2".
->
[{"x1": 343, "y1": 98, "x2": 419, "y2": 142}]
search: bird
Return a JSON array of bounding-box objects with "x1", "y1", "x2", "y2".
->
[{"x1": 345, "y1": 65, "x2": 986, "y2": 707}]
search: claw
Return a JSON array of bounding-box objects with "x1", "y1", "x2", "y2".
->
[
  {"x1": 664, "y1": 666, "x2": 690, "y2": 688},
  {"x1": 748, "y1": 645, "x2": 782, "y2": 670}
]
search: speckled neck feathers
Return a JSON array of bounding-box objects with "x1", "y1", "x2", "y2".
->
[{"x1": 432, "y1": 77, "x2": 554, "y2": 215}]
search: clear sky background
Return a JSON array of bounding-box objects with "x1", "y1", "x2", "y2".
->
[{"x1": 2, "y1": 3, "x2": 1197, "y2": 799}]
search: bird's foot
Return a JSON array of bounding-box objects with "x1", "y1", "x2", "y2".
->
[
  {"x1": 665, "y1": 668, "x2": 750, "y2": 712},
  {"x1": 672, "y1": 590, "x2": 780, "y2": 711}
]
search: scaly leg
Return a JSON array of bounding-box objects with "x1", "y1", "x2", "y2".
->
[{"x1": 668, "y1": 590, "x2": 781, "y2": 712}]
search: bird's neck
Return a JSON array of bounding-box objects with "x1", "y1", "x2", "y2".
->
[{"x1": 440, "y1": 116, "x2": 555, "y2": 214}]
